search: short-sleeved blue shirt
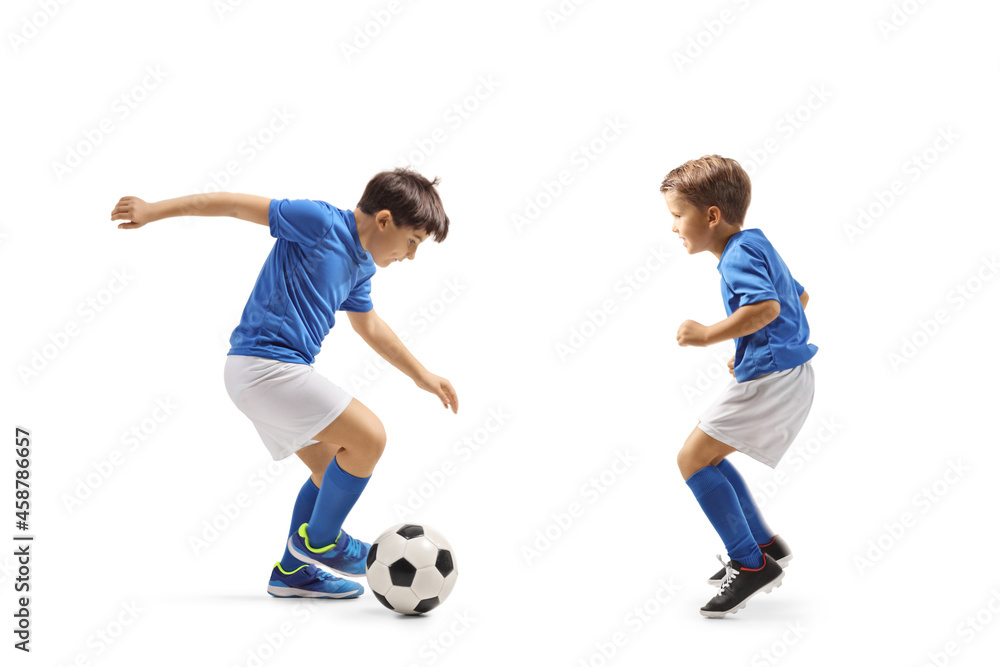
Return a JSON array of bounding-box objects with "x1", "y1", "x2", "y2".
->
[
  {"x1": 718, "y1": 228, "x2": 817, "y2": 382},
  {"x1": 227, "y1": 199, "x2": 376, "y2": 365}
]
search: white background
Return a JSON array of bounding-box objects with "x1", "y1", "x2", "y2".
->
[{"x1": 3, "y1": 0, "x2": 1000, "y2": 665}]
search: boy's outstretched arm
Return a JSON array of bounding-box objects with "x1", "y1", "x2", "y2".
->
[
  {"x1": 677, "y1": 300, "x2": 780, "y2": 347},
  {"x1": 111, "y1": 193, "x2": 271, "y2": 229},
  {"x1": 346, "y1": 309, "x2": 458, "y2": 414}
]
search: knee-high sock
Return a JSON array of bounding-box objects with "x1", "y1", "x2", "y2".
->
[
  {"x1": 685, "y1": 465, "x2": 764, "y2": 568},
  {"x1": 715, "y1": 458, "x2": 775, "y2": 546},
  {"x1": 280, "y1": 477, "x2": 319, "y2": 571},
  {"x1": 305, "y1": 456, "x2": 370, "y2": 548}
]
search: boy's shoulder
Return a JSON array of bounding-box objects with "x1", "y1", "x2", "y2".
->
[
  {"x1": 272, "y1": 198, "x2": 369, "y2": 265},
  {"x1": 274, "y1": 197, "x2": 346, "y2": 219},
  {"x1": 734, "y1": 228, "x2": 772, "y2": 251},
  {"x1": 720, "y1": 228, "x2": 772, "y2": 267}
]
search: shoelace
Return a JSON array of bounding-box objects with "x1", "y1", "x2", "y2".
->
[
  {"x1": 314, "y1": 568, "x2": 340, "y2": 583},
  {"x1": 716, "y1": 554, "x2": 739, "y2": 591},
  {"x1": 338, "y1": 533, "x2": 366, "y2": 561}
]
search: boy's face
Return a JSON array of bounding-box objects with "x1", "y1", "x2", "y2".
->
[
  {"x1": 663, "y1": 191, "x2": 714, "y2": 255},
  {"x1": 370, "y1": 211, "x2": 428, "y2": 267}
]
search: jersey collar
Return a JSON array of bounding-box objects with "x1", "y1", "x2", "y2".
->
[{"x1": 346, "y1": 209, "x2": 373, "y2": 264}]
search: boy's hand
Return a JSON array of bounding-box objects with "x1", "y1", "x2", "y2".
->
[
  {"x1": 728, "y1": 355, "x2": 735, "y2": 377},
  {"x1": 676, "y1": 320, "x2": 709, "y2": 347},
  {"x1": 112, "y1": 196, "x2": 157, "y2": 229},
  {"x1": 416, "y1": 372, "x2": 458, "y2": 414}
]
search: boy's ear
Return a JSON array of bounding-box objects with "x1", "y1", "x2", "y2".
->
[
  {"x1": 706, "y1": 205, "x2": 723, "y2": 228},
  {"x1": 375, "y1": 209, "x2": 394, "y2": 229}
]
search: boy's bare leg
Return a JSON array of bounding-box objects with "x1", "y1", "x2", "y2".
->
[
  {"x1": 275, "y1": 402, "x2": 382, "y2": 580},
  {"x1": 676, "y1": 424, "x2": 737, "y2": 481},
  {"x1": 285, "y1": 398, "x2": 386, "y2": 565},
  {"x1": 296, "y1": 399, "x2": 386, "y2": 481},
  {"x1": 679, "y1": 423, "x2": 779, "y2": 547}
]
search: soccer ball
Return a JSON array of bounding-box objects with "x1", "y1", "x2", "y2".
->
[{"x1": 365, "y1": 523, "x2": 458, "y2": 615}]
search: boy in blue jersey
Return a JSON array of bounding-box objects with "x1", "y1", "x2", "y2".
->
[
  {"x1": 660, "y1": 155, "x2": 817, "y2": 618},
  {"x1": 112, "y1": 168, "x2": 458, "y2": 599}
]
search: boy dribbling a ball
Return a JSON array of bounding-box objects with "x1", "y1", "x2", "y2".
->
[
  {"x1": 662, "y1": 155, "x2": 817, "y2": 618},
  {"x1": 112, "y1": 167, "x2": 458, "y2": 599}
]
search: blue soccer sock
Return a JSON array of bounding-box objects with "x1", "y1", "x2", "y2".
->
[
  {"x1": 304, "y1": 456, "x2": 370, "y2": 548},
  {"x1": 715, "y1": 458, "x2": 775, "y2": 546},
  {"x1": 685, "y1": 465, "x2": 764, "y2": 568},
  {"x1": 279, "y1": 477, "x2": 320, "y2": 571}
]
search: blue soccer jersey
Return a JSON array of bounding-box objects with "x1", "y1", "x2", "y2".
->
[
  {"x1": 717, "y1": 229, "x2": 817, "y2": 382},
  {"x1": 228, "y1": 199, "x2": 376, "y2": 365}
]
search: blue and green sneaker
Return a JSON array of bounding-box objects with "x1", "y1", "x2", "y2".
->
[
  {"x1": 287, "y1": 523, "x2": 369, "y2": 578},
  {"x1": 266, "y1": 562, "x2": 363, "y2": 599}
]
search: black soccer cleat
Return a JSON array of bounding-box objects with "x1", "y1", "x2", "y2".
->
[
  {"x1": 707, "y1": 534, "x2": 792, "y2": 587},
  {"x1": 700, "y1": 553, "x2": 784, "y2": 618}
]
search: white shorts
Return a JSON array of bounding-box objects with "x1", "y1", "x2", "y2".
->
[
  {"x1": 698, "y1": 361, "x2": 815, "y2": 469},
  {"x1": 223, "y1": 354, "x2": 354, "y2": 461}
]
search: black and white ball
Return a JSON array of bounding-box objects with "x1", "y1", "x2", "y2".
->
[{"x1": 365, "y1": 523, "x2": 458, "y2": 615}]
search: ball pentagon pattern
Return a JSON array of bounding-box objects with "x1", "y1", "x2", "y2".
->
[{"x1": 365, "y1": 523, "x2": 458, "y2": 615}]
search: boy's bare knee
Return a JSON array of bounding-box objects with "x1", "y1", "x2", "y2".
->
[
  {"x1": 677, "y1": 448, "x2": 696, "y2": 478},
  {"x1": 367, "y1": 420, "x2": 387, "y2": 461}
]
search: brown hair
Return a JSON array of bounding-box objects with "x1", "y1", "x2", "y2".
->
[
  {"x1": 357, "y1": 167, "x2": 450, "y2": 241},
  {"x1": 659, "y1": 155, "x2": 751, "y2": 226}
]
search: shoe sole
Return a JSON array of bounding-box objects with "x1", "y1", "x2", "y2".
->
[
  {"x1": 287, "y1": 536, "x2": 367, "y2": 579},
  {"x1": 707, "y1": 554, "x2": 792, "y2": 587},
  {"x1": 266, "y1": 585, "x2": 362, "y2": 599},
  {"x1": 700, "y1": 570, "x2": 785, "y2": 618}
]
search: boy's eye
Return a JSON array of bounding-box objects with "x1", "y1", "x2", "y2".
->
[{"x1": 409, "y1": 239, "x2": 416, "y2": 245}]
